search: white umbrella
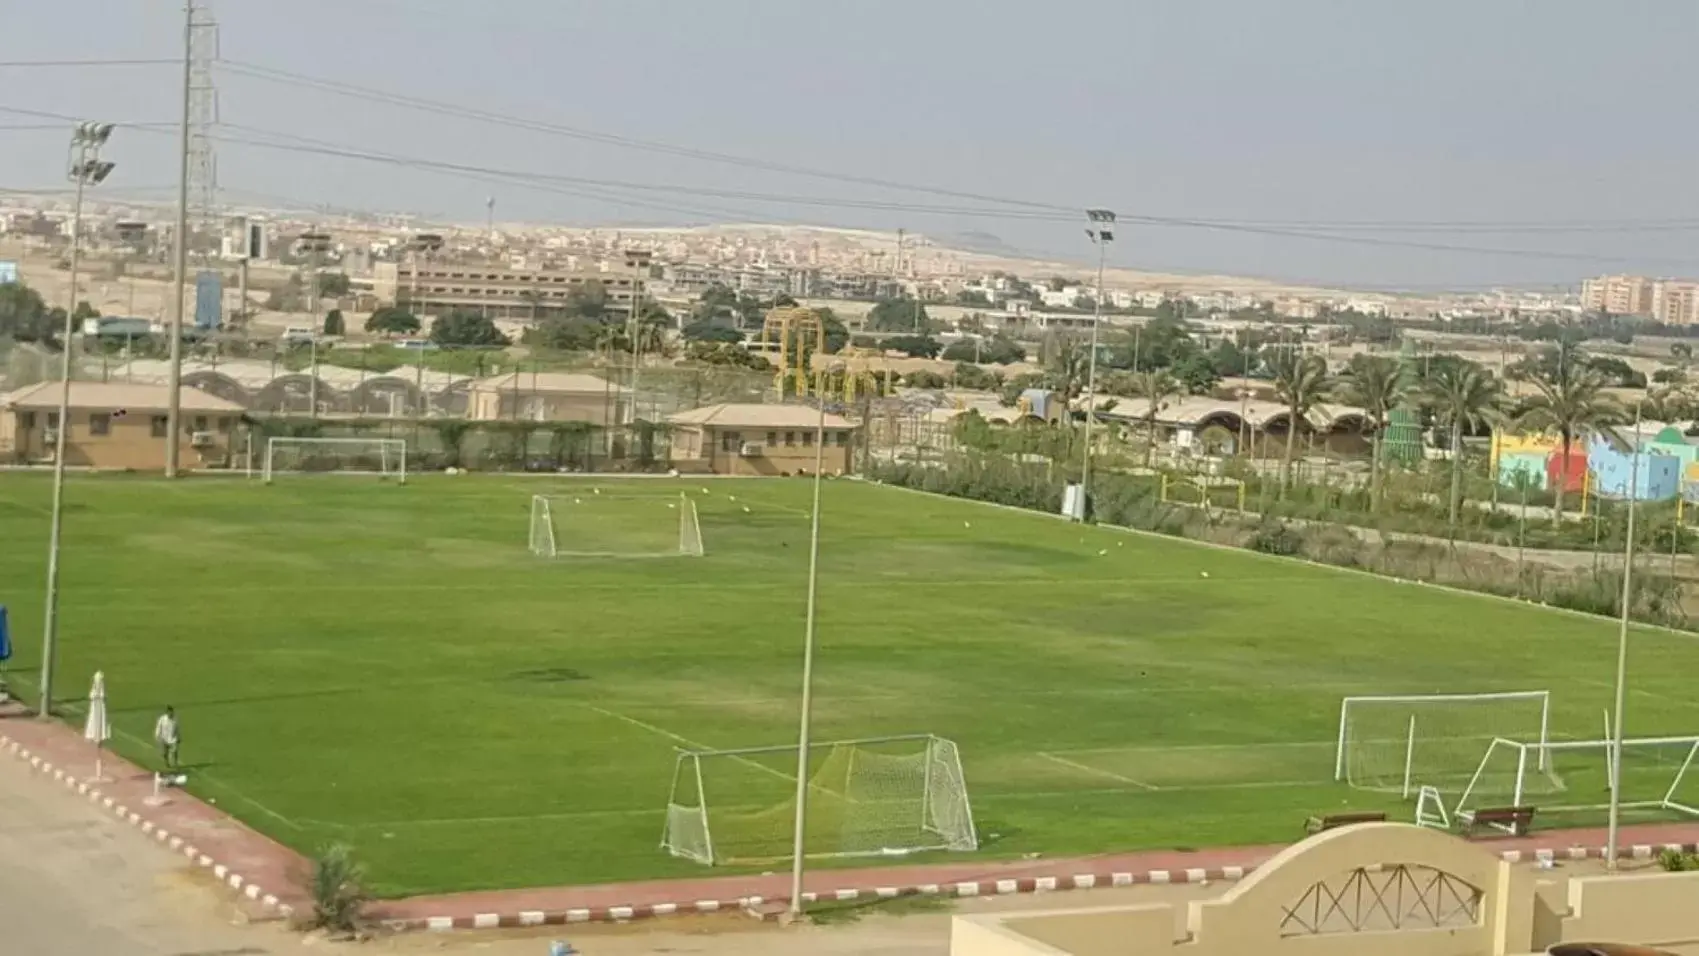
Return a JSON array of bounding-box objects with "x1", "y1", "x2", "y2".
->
[{"x1": 83, "y1": 670, "x2": 110, "y2": 781}]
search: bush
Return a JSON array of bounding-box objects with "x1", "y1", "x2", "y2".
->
[
  {"x1": 1660, "y1": 847, "x2": 1699, "y2": 871},
  {"x1": 1248, "y1": 520, "x2": 1305, "y2": 556},
  {"x1": 306, "y1": 844, "x2": 369, "y2": 934}
]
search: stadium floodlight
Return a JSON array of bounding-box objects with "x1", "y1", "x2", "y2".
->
[
  {"x1": 262, "y1": 437, "x2": 407, "y2": 484},
  {"x1": 39, "y1": 120, "x2": 118, "y2": 717},
  {"x1": 662, "y1": 735, "x2": 977, "y2": 866},
  {"x1": 1076, "y1": 209, "x2": 1116, "y2": 523},
  {"x1": 1335, "y1": 691, "x2": 1551, "y2": 797},
  {"x1": 789, "y1": 385, "x2": 835, "y2": 916},
  {"x1": 1607, "y1": 404, "x2": 1644, "y2": 868}
]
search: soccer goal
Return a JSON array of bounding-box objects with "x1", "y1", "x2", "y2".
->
[
  {"x1": 528, "y1": 492, "x2": 703, "y2": 558},
  {"x1": 1454, "y1": 735, "x2": 1699, "y2": 830},
  {"x1": 1335, "y1": 691, "x2": 1550, "y2": 797},
  {"x1": 262, "y1": 437, "x2": 407, "y2": 484},
  {"x1": 660, "y1": 734, "x2": 978, "y2": 866}
]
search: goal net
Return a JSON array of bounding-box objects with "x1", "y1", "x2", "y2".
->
[
  {"x1": 528, "y1": 493, "x2": 703, "y2": 558},
  {"x1": 1455, "y1": 735, "x2": 1699, "y2": 828},
  {"x1": 262, "y1": 437, "x2": 407, "y2": 483},
  {"x1": 1336, "y1": 691, "x2": 1550, "y2": 797},
  {"x1": 661, "y1": 735, "x2": 978, "y2": 866}
]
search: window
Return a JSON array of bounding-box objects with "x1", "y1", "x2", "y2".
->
[
  {"x1": 801, "y1": 431, "x2": 813, "y2": 447},
  {"x1": 151, "y1": 416, "x2": 168, "y2": 438},
  {"x1": 767, "y1": 431, "x2": 777, "y2": 446},
  {"x1": 46, "y1": 412, "x2": 59, "y2": 429},
  {"x1": 720, "y1": 430, "x2": 740, "y2": 452},
  {"x1": 88, "y1": 413, "x2": 111, "y2": 436},
  {"x1": 216, "y1": 416, "x2": 232, "y2": 434},
  {"x1": 19, "y1": 412, "x2": 34, "y2": 430},
  {"x1": 192, "y1": 416, "x2": 208, "y2": 432},
  {"x1": 834, "y1": 431, "x2": 848, "y2": 447},
  {"x1": 784, "y1": 431, "x2": 796, "y2": 446}
]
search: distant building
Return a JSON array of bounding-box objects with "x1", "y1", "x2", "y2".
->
[
  {"x1": 1581, "y1": 274, "x2": 1655, "y2": 316},
  {"x1": 372, "y1": 252, "x2": 646, "y2": 322},
  {"x1": 0, "y1": 382, "x2": 244, "y2": 470},
  {"x1": 1651, "y1": 280, "x2": 1699, "y2": 325},
  {"x1": 466, "y1": 371, "x2": 629, "y2": 425},
  {"x1": 667, "y1": 402, "x2": 858, "y2": 476}
]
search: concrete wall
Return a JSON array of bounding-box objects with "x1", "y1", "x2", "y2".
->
[{"x1": 949, "y1": 824, "x2": 1699, "y2": 956}]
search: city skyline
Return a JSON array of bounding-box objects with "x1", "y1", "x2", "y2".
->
[{"x1": 4, "y1": 1, "x2": 1699, "y2": 291}]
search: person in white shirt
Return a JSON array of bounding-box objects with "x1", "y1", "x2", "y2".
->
[{"x1": 153, "y1": 706, "x2": 180, "y2": 771}]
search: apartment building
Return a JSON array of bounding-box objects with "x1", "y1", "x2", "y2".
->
[
  {"x1": 1581, "y1": 274, "x2": 1655, "y2": 316},
  {"x1": 371, "y1": 251, "x2": 647, "y2": 321},
  {"x1": 1650, "y1": 280, "x2": 1699, "y2": 325}
]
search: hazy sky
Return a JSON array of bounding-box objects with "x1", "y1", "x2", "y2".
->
[{"x1": 4, "y1": 0, "x2": 1698, "y2": 290}]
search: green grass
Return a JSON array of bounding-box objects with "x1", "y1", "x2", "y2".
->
[{"x1": 1, "y1": 472, "x2": 1697, "y2": 898}]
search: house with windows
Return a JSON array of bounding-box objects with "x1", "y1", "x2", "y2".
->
[
  {"x1": 0, "y1": 381, "x2": 245, "y2": 470},
  {"x1": 667, "y1": 402, "x2": 859, "y2": 476}
]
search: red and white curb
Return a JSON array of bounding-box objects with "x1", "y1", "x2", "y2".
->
[
  {"x1": 383, "y1": 840, "x2": 1699, "y2": 932},
  {"x1": 0, "y1": 734, "x2": 293, "y2": 920}
]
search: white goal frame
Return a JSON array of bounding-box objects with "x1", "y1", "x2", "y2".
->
[
  {"x1": 660, "y1": 734, "x2": 978, "y2": 866},
  {"x1": 528, "y1": 493, "x2": 704, "y2": 559},
  {"x1": 1335, "y1": 690, "x2": 1551, "y2": 797},
  {"x1": 1454, "y1": 734, "x2": 1699, "y2": 827},
  {"x1": 262, "y1": 437, "x2": 407, "y2": 484}
]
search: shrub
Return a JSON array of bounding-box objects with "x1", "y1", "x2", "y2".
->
[
  {"x1": 1660, "y1": 847, "x2": 1699, "y2": 871},
  {"x1": 306, "y1": 843, "x2": 369, "y2": 934},
  {"x1": 1248, "y1": 520, "x2": 1305, "y2": 556}
]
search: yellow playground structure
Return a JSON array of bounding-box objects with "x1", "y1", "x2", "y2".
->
[
  {"x1": 1159, "y1": 472, "x2": 1247, "y2": 512},
  {"x1": 757, "y1": 307, "x2": 892, "y2": 401}
]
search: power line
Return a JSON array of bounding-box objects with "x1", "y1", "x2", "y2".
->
[{"x1": 0, "y1": 58, "x2": 177, "y2": 68}]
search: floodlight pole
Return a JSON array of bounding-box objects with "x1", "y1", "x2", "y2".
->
[
  {"x1": 1606, "y1": 403, "x2": 1644, "y2": 868},
  {"x1": 42, "y1": 122, "x2": 116, "y2": 718},
  {"x1": 165, "y1": 0, "x2": 194, "y2": 478},
  {"x1": 788, "y1": 386, "x2": 832, "y2": 918},
  {"x1": 1078, "y1": 210, "x2": 1115, "y2": 521}
]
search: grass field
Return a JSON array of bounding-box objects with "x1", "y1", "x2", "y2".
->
[{"x1": 2, "y1": 472, "x2": 1698, "y2": 897}]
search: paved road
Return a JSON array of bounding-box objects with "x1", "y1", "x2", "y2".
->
[{"x1": 0, "y1": 732, "x2": 281, "y2": 956}]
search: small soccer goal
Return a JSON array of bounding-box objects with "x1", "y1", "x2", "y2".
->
[
  {"x1": 1335, "y1": 691, "x2": 1551, "y2": 797},
  {"x1": 262, "y1": 437, "x2": 407, "y2": 484},
  {"x1": 660, "y1": 734, "x2": 978, "y2": 866},
  {"x1": 528, "y1": 493, "x2": 703, "y2": 559},
  {"x1": 1453, "y1": 735, "x2": 1699, "y2": 829}
]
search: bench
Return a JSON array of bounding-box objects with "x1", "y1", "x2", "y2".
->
[
  {"x1": 1304, "y1": 811, "x2": 1387, "y2": 835},
  {"x1": 1457, "y1": 805, "x2": 1536, "y2": 838}
]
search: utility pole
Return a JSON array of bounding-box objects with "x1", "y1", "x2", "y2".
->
[
  {"x1": 1078, "y1": 209, "x2": 1116, "y2": 521},
  {"x1": 164, "y1": 0, "x2": 194, "y2": 477}
]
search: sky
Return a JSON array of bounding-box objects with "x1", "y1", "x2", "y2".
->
[{"x1": 3, "y1": 0, "x2": 1699, "y2": 291}]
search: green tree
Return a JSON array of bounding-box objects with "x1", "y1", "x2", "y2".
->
[
  {"x1": 883, "y1": 334, "x2": 942, "y2": 358},
  {"x1": 951, "y1": 362, "x2": 1002, "y2": 391},
  {"x1": 1335, "y1": 354, "x2": 1411, "y2": 512},
  {"x1": 867, "y1": 297, "x2": 930, "y2": 332},
  {"x1": 681, "y1": 319, "x2": 743, "y2": 343},
  {"x1": 524, "y1": 317, "x2": 603, "y2": 351},
  {"x1": 1130, "y1": 369, "x2": 1182, "y2": 465},
  {"x1": 0, "y1": 282, "x2": 54, "y2": 343},
  {"x1": 71, "y1": 300, "x2": 100, "y2": 322},
  {"x1": 1271, "y1": 353, "x2": 1331, "y2": 492},
  {"x1": 1424, "y1": 360, "x2": 1506, "y2": 525},
  {"x1": 430, "y1": 311, "x2": 509, "y2": 348},
  {"x1": 316, "y1": 273, "x2": 352, "y2": 298},
  {"x1": 322, "y1": 308, "x2": 345, "y2": 336},
  {"x1": 1172, "y1": 352, "x2": 1220, "y2": 395},
  {"x1": 1514, "y1": 358, "x2": 1626, "y2": 522},
  {"x1": 365, "y1": 307, "x2": 420, "y2": 336},
  {"x1": 955, "y1": 289, "x2": 991, "y2": 307},
  {"x1": 904, "y1": 369, "x2": 948, "y2": 389}
]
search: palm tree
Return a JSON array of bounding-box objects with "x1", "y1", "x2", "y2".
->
[
  {"x1": 1335, "y1": 354, "x2": 1411, "y2": 512},
  {"x1": 1130, "y1": 369, "x2": 1181, "y2": 466},
  {"x1": 1514, "y1": 356, "x2": 1626, "y2": 522},
  {"x1": 1271, "y1": 352, "x2": 1331, "y2": 492},
  {"x1": 1423, "y1": 360, "x2": 1505, "y2": 525}
]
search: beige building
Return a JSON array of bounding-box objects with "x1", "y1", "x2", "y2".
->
[
  {"x1": 0, "y1": 382, "x2": 244, "y2": 470},
  {"x1": 952, "y1": 822, "x2": 1699, "y2": 956},
  {"x1": 1581, "y1": 275, "x2": 1655, "y2": 316},
  {"x1": 668, "y1": 402, "x2": 858, "y2": 475},
  {"x1": 467, "y1": 371, "x2": 630, "y2": 425},
  {"x1": 1651, "y1": 280, "x2": 1699, "y2": 325},
  {"x1": 371, "y1": 252, "x2": 646, "y2": 321}
]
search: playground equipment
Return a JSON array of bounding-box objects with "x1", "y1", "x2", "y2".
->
[
  {"x1": 758, "y1": 307, "x2": 824, "y2": 399},
  {"x1": 1159, "y1": 472, "x2": 1247, "y2": 511}
]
